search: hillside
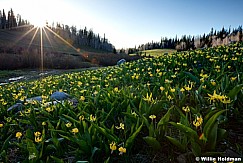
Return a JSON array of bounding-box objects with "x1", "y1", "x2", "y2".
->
[
  {"x1": 131, "y1": 49, "x2": 176, "y2": 57},
  {"x1": 0, "y1": 27, "x2": 140, "y2": 69}
]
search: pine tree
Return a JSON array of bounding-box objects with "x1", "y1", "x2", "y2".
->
[
  {"x1": 2, "y1": 9, "x2": 6, "y2": 29},
  {"x1": 0, "y1": 10, "x2": 2, "y2": 27}
]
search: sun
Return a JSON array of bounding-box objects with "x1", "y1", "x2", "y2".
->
[
  {"x1": 32, "y1": 19, "x2": 47, "y2": 28},
  {"x1": 7, "y1": 0, "x2": 81, "y2": 29}
]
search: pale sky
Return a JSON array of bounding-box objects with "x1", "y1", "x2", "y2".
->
[{"x1": 1, "y1": 0, "x2": 243, "y2": 49}]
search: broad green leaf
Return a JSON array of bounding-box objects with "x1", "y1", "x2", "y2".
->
[
  {"x1": 203, "y1": 110, "x2": 226, "y2": 138},
  {"x1": 166, "y1": 136, "x2": 185, "y2": 152},
  {"x1": 206, "y1": 122, "x2": 218, "y2": 151},
  {"x1": 191, "y1": 139, "x2": 201, "y2": 156},
  {"x1": 27, "y1": 139, "x2": 39, "y2": 162},
  {"x1": 0, "y1": 134, "x2": 12, "y2": 151},
  {"x1": 169, "y1": 122, "x2": 198, "y2": 139},
  {"x1": 150, "y1": 100, "x2": 167, "y2": 115},
  {"x1": 143, "y1": 136, "x2": 162, "y2": 151},
  {"x1": 217, "y1": 128, "x2": 227, "y2": 142},
  {"x1": 50, "y1": 156, "x2": 65, "y2": 163},
  {"x1": 59, "y1": 134, "x2": 90, "y2": 154},
  {"x1": 158, "y1": 105, "x2": 174, "y2": 127},
  {"x1": 125, "y1": 122, "x2": 143, "y2": 150},
  {"x1": 227, "y1": 84, "x2": 243, "y2": 100},
  {"x1": 91, "y1": 123, "x2": 117, "y2": 142},
  {"x1": 183, "y1": 71, "x2": 200, "y2": 84},
  {"x1": 62, "y1": 114, "x2": 80, "y2": 124}
]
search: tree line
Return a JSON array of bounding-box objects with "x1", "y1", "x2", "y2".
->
[
  {"x1": 49, "y1": 22, "x2": 114, "y2": 52},
  {"x1": 0, "y1": 8, "x2": 30, "y2": 29},
  {"x1": 0, "y1": 8, "x2": 115, "y2": 53},
  {"x1": 128, "y1": 26, "x2": 243, "y2": 54}
]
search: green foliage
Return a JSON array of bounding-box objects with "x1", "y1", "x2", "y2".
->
[{"x1": 0, "y1": 42, "x2": 242, "y2": 162}]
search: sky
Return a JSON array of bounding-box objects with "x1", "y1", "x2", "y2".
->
[{"x1": 1, "y1": 0, "x2": 243, "y2": 49}]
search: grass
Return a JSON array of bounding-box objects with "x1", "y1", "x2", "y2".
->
[{"x1": 130, "y1": 49, "x2": 176, "y2": 57}]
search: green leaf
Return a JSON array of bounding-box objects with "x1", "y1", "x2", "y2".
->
[
  {"x1": 0, "y1": 134, "x2": 12, "y2": 151},
  {"x1": 59, "y1": 134, "x2": 90, "y2": 154},
  {"x1": 91, "y1": 123, "x2": 117, "y2": 142},
  {"x1": 143, "y1": 136, "x2": 161, "y2": 151},
  {"x1": 206, "y1": 122, "x2": 218, "y2": 151},
  {"x1": 183, "y1": 71, "x2": 200, "y2": 84},
  {"x1": 169, "y1": 122, "x2": 198, "y2": 139},
  {"x1": 90, "y1": 147, "x2": 100, "y2": 162},
  {"x1": 191, "y1": 139, "x2": 201, "y2": 156},
  {"x1": 158, "y1": 106, "x2": 174, "y2": 127},
  {"x1": 227, "y1": 84, "x2": 243, "y2": 100},
  {"x1": 50, "y1": 156, "x2": 65, "y2": 163},
  {"x1": 166, "y1": 136, "x2": 185, "y2": 152},
  {"x1": 217, "y1": 128, "x2": 227, "y2": 141},
  {"x1": 125, "y1": 122, "x2": 143, "y2": 150},
  {"x1": 62, "y1": 114, "x2": 80, "y2": 124},
  {"x1": 203, "y1": 110, "x2": 226, "y2": 139},
  {"x1": 104, "y1": 157, "x2": 110, "y2": 163},
  {"x1": 150, "y1": 100, "x2": 167, "y2": 115},
  {"x1": 27, "y1": 139, "x2": 39, "y2": 162}
]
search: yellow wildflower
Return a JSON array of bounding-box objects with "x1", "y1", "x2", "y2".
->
[
  {"x1": 207, "y1": 90, "x2": 231, "y2": 104},
  {"x1": 167, "y1": 95, "x2": 173, "y2": 101},
  {"x1": 230, "y1": 77, "x2": 237, "y2": 81},
  {"x1": 114, "y1": 87, "x2": 119, "y2": 92},
  {"x1": 93, "y1": 91, "x2": 98, "y2": 95},
  {"x1": 211, "y1": 80, "x2": 216, "y2": 86},
  {"x1": 35, "y1": 136, "x2": 42, "y2": 143},
  {"x1": 115, "y1": 123, "x2": 125, "y2": 130},
  {"x1": 34, "y1": 131, "x2": 41, "y2": 137},
  {"x1": 65, "y1": 122, "x2": 72, "y2": 128},
  {"x1": 45, "y1": 107, "x2": 53, "y2": 112},
  {"x1": 171, "y1": 75, "x2": 176, "y2": 78},
  {"x1": 220, "y1": 97, "x2": 232, "y2": 104},
  {"x1": 131, "y1": 111, "x2": 138, "y2": 117},
  {"x1": 110, "y1": 141, "x2": 117, "y2": 152},
  {"x1": 180, "y1": 88, "x2": 185, "y2": 92},
  {"x1": 24, "y1": 109, "x2": 31, "y2": 114},
  {"x1": 42, "y1": 122, "x2": 46, "y2": 126},
  {"x1": 80, "y1": 96, "x2": 85, "y2": 101},
  {"x1": 170, "y1": 88, "x2": 175, "y2": 93},
  {"x1": 71, "y1": 128, "x2": 79, "y2": 134},
  {"x1": 184, "y1": 84, "x2": 192, "y2": 91},
  {"x1": 149, "y1": 115, "x2": 156, "y2": 120},
  {"x1": 118, "y1": 147, "x2": 126, "y2": 155},
  {"x1": 0, "y1": 123, "x2": 3, "y2": 128},
  {"x1": 90, "y1": 114, "x2": 96, "y2": 122},
  {"x1": 193, "y1": 116, "x2": 203, "y2": 128},
  {"x1": 16, "y1": 132, "x2": 22, "y2": 139},
  {"x1": 160, "y1": 86, "x2": 165, "y2": 91},
  {"x1": 182, "y1": 106, "x2": 190, "y2": 113},
  {"x1": 79, "y1": 115, "x2": 85, "y2": 121},
  {"x1": 143, "y1": 93, "x2": 154, "y2": 103}
]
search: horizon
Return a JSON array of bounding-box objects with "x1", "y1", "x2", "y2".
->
[{"x1": 1, "y1": 0, "x2": 243, "y2": 49}]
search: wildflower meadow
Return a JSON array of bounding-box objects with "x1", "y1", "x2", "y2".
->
[{"x1": 0, "y1": 43, "x2": 243, "y2": 162}]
